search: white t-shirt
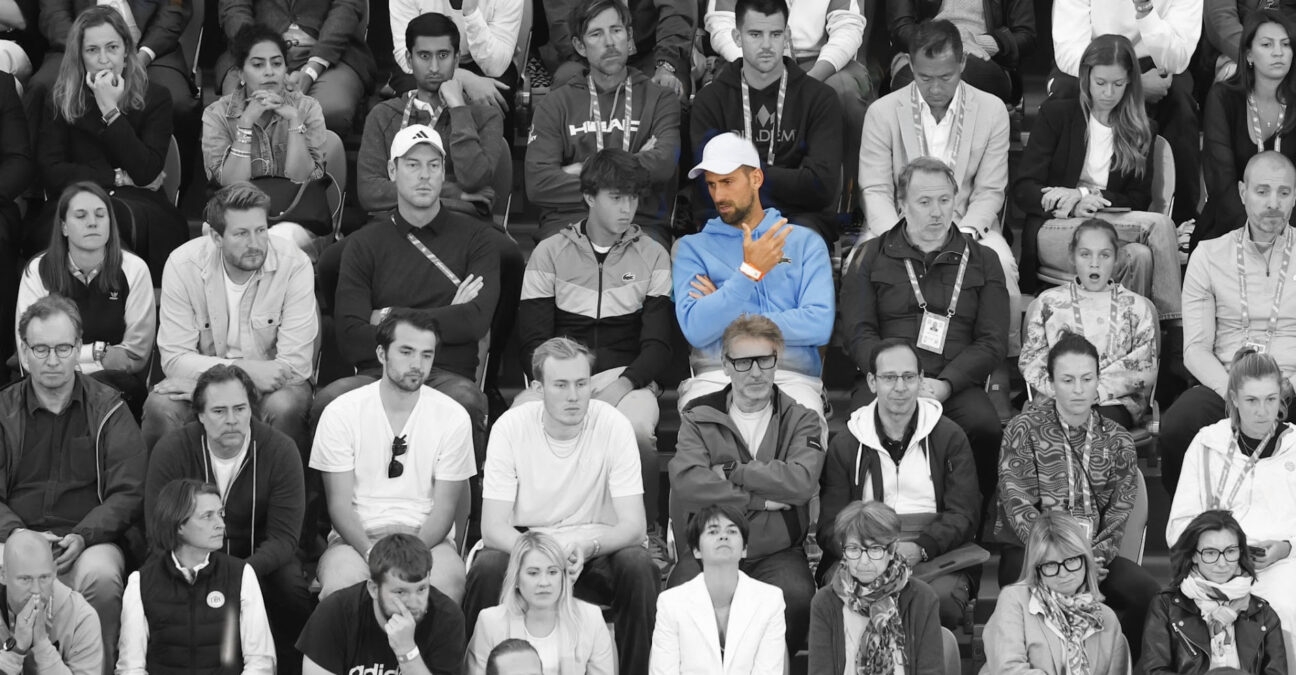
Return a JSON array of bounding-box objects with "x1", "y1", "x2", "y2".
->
[
  {"x1": 223, "y1": 267, "x2": 252, "y2": 359},
  {"x1": 523, "y1": 624, "x2": 561, "y2": 675},
  {"x1": 209, "y1": 438, "x2": 250, "y2": 500},
  {"x1": 1081, "y1": 116, "x2": 1114, "y2": 190},
  {"x1": 729, "y1": 403, "x2": 773, "y2": 455},
  {"x1": 311, "y1": 382, "x2": 477, "y2": 531},
  {"x1": 483, "y1": 401, "x2": 642, "y2": 528}
]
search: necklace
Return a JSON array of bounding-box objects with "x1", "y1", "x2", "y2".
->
[{"x1": 542, "y1": 418, "x2": 586, "y2": 459}]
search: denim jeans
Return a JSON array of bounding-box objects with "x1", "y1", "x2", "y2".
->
[
  {"x1": 1036, "y1": 212, "x2": 1183, "y2": 321},
  {"x1": 142, "y1": 380, "x2": 313, "y2": 455}
]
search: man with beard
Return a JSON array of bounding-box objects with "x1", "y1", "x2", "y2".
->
[
  {"x1": 311, "y1": 311, "x2": 475, "y2": 603},
  {"x1": 144, "y1": 183, "x2": 320, "y2": 456},
  {"x1": 525, "y1": 0, "x2": 681, "y2": 245},
  {"x1": 667, "y1": 314, "x2": 824, "y2": 653},
  {"x1": 672, "y1": 132, "x2": 835, "y2": 422},
  {"x1": 324, "y1": 124, "x2": 498, "y2": 477},
  {"x1": 1160, "y1": 151, "x2": 1296, "y2": 495},
  {"x1": 0, "y1": 502, "x2": 105, "y2": 675},
  {"x1": 297, "y1": 533, "x2": 466, "y2": 675},
  {"x1": 690, "y1": 0, "x2": 844, "y2": 246},
  {"x1": 145, "y1": 364, "x2": 310, "y2": 675}
]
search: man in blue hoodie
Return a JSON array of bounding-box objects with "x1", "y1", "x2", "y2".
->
[{"x1": 673, "y1": 132, "x2": 836, "y2": 422}]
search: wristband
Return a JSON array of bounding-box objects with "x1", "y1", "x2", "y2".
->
[
  {"x1": 303, "y1": 65, "x2": 320, "y2": 81},
  {"x1": 739, "y1": 262, "x2": 765, "y2": 282},
  {"x1": 590, "y1": 538, "x2": 601, "y2": 558},
  {"x1": 397, "y1": 647, "x2": 420, "y2": 663},
  {"x1": 656, "y1": 60, "x2": 676, "y2": 74},
  {"x1": 92, "y1": 342, "x2": 107, "y2": 363},
  {"x1": 101, "y1": 108, "x2": 120, "y2": 126}
]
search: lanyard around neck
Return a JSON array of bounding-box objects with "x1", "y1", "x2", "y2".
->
[
  {"x1": 904, "y1": 244, "x2": 970, "y2": 318},
  {"x1": 741, "y1": 70, "x2": 788, "y2": 165},
  {"x1": 912, "y1": 82, "x2": 967, "y2": 167},
  {"x1": 588, "y1": 75, "x2": 633, "y2": 152},
  {"x1": 1236, "y1": 227, "x2": 1294, "y2": 351}
]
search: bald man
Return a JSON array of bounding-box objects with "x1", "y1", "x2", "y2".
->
[
  {"x1": 0, "y1": 530, "x2": 103, "y2": 675},
  {"x1": 1160, "y1": 151, "x2": 1296, "y2": 495}
]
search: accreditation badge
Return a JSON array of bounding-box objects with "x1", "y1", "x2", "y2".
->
[{"x1": 917, "y1": 311, "x2": 950, "y2": 353}]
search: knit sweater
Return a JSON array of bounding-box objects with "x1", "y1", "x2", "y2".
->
[{"x1": 1019, "y1": 282, "x2": 1159, "y2": 421}]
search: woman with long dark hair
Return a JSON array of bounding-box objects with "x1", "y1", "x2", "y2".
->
[
  {"x1": 1142, "y1": 510, "x2": 1286, "y2": 675},
  {"x1": 1194, "y1": 9, "x2": 1296, "y2": 247},
  {"x1": 35, "y1": 6, "x2": 186, "y2": 285},
  {"x1": 1014, "y1": 33, "x2": 1181, "y2": 330},
  {"x1": 15, "y1": 182, "x2": 153, "y2": 414}
]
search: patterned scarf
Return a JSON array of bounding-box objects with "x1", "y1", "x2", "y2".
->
[
  {"x1": 1030, "y1": 586, "x2": 1106, "y2": 675},
  {"x1": 1179, "y1": 571, "x2": 1254, "y2": 669},
  {"x1": 834, "y1": 556, "x2": 911, "y2": 675}
]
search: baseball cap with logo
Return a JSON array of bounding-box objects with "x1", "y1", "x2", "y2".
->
[
  {"x1": 687, "y1": 132, "x2": 762, "y2": 179},
  {"x1": 389, "y1": 124, "x2": 445, "y2": 160}
]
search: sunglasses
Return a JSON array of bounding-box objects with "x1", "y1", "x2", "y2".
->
[{"x1": 389, "y1": 435, "x2": 408, "y2": 479}]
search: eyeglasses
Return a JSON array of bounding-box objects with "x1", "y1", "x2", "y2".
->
[
  {"x1": 23, "y1": 342, "x2": 76, "y2": 360},
  {"x1": 1196, "y1": 546, "x2": 1241, "y2": 564},
  {"x1": 875, "y1": 372, "x2": 921, "y2": 386},
  {"x1": 726, "y1": 353, "x2": 777, "y2": 372},
  {"x1": 842, "y1": 543, "x2": 891, "y2": 561},
  {"x1": 1036, "y1": 555, "x2": 1086, "y2": 577},
  {"x1": 388, "y1": 435, "x2": 408, "y2": 479}
]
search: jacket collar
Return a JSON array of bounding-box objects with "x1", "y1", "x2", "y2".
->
[
  {"x1": 678, "y1": 572, "x2": 763, "y2": 668},
  {"x1": 559, "y1": 220, "x2": 644, "y2": 254},
  {"x1": 195, "y1": 234, "x2": 282, "y2": 283},
  {"x1": 713, "y1": 55, "x2": 805, "y2": 90},
  {"x1": 882, "y1": 219, "x2": 968, "y2": 263}
]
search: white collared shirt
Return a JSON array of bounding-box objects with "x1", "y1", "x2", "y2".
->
[{"x1": 918, "y1": 83, "x2": 965, "y2": 168}]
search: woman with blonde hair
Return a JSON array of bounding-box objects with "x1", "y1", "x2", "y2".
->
[
  {"x1": 465, "y1": 531, "x2": 614, "y2": 674},
  {"x1": 35, "y1": 6, "x2": 186, "y2": 284},
  {"x1": 1169, "y1": 347, "x2": 1296, "y2": 674},
  {"x1": 984, "y1": 510, "x2": 1130, "y2": 675}
]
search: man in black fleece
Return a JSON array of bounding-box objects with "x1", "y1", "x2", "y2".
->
[
  {"x1": 145, "y1": 364, "x2": 309, "y2": 675},
  {"x1": 689, "y1": 0, "x2": 843, "y2": 245}
]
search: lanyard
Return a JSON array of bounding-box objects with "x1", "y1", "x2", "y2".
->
[
  {"x1": 588, "y1": 75, "x2": 633, "y2": 152},
  {"x1": 904, "y1": 244, "x2": 970, "y2": 317},
  {"x1": 912, "y1": 82, "x2": 967, "y2": 167},
  {"x1": 400, "y1": 92, "x2": 443, "y2": 131},
  {"x1": 1060, "y1": 413, "x2": 1096, "y2": 517},
  {"x1": 1236, "y1": 228, "x2": 1294, "y2": 350},
  {"x1": 741, "y1": 70, "x2": 788, "y2": 165},
  {"x1": 1204, "y1": 428, "x2": 1274, "y2": 511},
  {"x1": 1068, "y1": 282, "x2": 1122, "y2": 365},
  {"x1": 1247, "y1": 93, "x2": 1284, "y2": 154}
]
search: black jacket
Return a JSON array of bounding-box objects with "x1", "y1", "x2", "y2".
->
[
  {"x1": 889, "y1": 0, "x2": 1036, "y2": 70},
  {"x1": 1141, "y1": 586, "x2": 1287, "y2": 675}
]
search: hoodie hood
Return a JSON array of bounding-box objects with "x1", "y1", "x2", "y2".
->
[
  {"x1": 557, "y1": 220, "x2": 647, "y2": 254},
  {"x1": 846, "y1": 397, "x2": 944, "y2": 450},
  {"x1": 566, "y1": 66, "x2": 653, "y2": 93}
]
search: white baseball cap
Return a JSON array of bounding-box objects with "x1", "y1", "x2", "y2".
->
[
  {"x1": 389, "y1": 124, "x2": 445, "y2": 160},
  {"x1": 688, "y1": 132, "x2": 761, "y2": 179}
]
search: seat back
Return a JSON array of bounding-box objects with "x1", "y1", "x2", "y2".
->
[
  {"x1": 162, "y1": 136, "x2": 181, "y2": 205},
  {"x1": 1148, "y1": 135, "x2": 1175, "y2": 218},
  {"x1": 942, "y1": 627, "x2": 960, "y2": 675},
  {"x1": 514, "y1": 0, "x2": 535, "y2": 76},
  {"x1": 1118, "y1": 470, "x2": 1148, "y2": 564}
]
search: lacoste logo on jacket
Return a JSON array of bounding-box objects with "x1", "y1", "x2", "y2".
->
[
  {"x1": 569, "y1": 118, "x2": 642, "y2": 136},
  {"x1": 622, "y1": 272, "x2": 636, "y2": 281}
]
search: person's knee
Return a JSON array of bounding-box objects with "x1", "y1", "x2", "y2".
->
[
  {"x1": 312, "y1": 376, "x2": 370, "y2": 424},
  {"x1": 430, "y1": 545, "x2": 466, "y2": 603},
  {"x1": 609, "y1": 546, "x2": 657, "y2": 586},
  {"x1": 262, "y1": 385, "x2": 312, "y2": 419},
  {"x1": 435, "y1": 377, "x2": 488, "y2": 423},
  {"x1": 1121, "y1": 242, "x2": 1153, "y2": 268}
]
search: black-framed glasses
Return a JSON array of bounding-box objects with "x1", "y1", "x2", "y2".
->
[
  {"x1": 1036, "y1": 555, "x2": 1086, "y2": 577},
  {"x1": 875, "y1": 372, "x2": 921, "y2": 386},
  {"x1": 842, "y1": 543, "x2": 891, "y2": 561},
  {"x1": 388, "y1": 435, "x2": 408, "y2": 478},
  {"x1": 23, "y1": 342, "x2": 76, "y2": 360},
  {"x1": 726, "y1": 353, "x2": 777, "y2": 372},
  {"x1": 1196, "y1": 546, "x2": 1241, "y2": 564}
]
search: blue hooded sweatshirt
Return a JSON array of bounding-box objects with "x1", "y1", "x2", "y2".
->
[{"x1": 672, "y1": 208, "x2": 835, "y2": 375}]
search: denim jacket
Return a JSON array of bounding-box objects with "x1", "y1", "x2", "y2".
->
[{"x1": 200, "y1": 85, "x2": 326, "y2": 183}]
